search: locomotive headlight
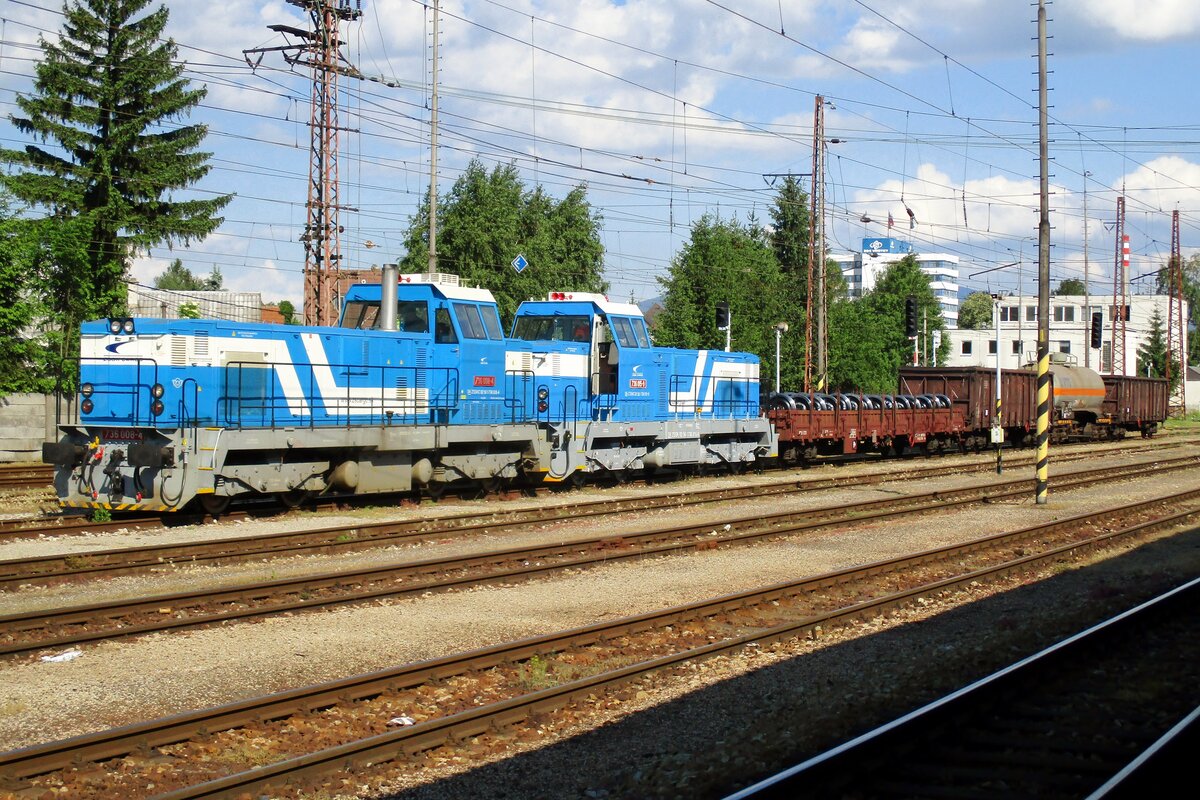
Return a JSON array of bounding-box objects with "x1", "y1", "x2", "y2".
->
[
  {"x1": 107, "y1": 318, "x2": 122, "y2": 334},
  {"x1": 151, "y1": 383, "x2": 165, "y2": 399},
  {"x1": 81, "y1": 398, "x2": 94, "y2": 414},
  {"x1": 537, "y1": 387, "x2": 549, "y2": 401},
  {"x1": 121, "y1": 318, "x2": 135, "y2": 335},
  {"x1": 151, "y1": 399, "x2": 164, "y2": 416},
  {"x1": 80, "y1": 382, "x2": 94, "y2": 398}
]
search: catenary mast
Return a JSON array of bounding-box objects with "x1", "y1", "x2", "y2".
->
[{"x1": 246, "y1": 1, "x2": 363, "y2": 326}]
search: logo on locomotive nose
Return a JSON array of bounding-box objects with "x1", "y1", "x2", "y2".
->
[
  {"x1": 631, "y1": 364, "x2": 643, "y2": 377},
  {"x1": 104, "y1": 341, "x2": 129, "y2": 353}
]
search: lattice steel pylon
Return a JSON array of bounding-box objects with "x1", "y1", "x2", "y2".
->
[
  {"x1": 1167, "y1": 209, "x2": 1186, "y2": 415},
  {"x1": 1109, "y1": 196, "x2": 1128, "y2": 374},
  {"x1": 246, "y1": 1, "x2": 363, "y2": 326}
]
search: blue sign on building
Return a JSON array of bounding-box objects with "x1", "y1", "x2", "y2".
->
[{"x1": 861, "y1": 238, "x2": 913, "y2": 255}]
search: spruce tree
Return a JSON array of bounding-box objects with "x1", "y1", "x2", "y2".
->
[
  {"x1": 1, "y1": 0, "x2": 231, "y2": 335},
  {"x1": 1136, "y1": 306, "x2": 1173, "y2": 386}
]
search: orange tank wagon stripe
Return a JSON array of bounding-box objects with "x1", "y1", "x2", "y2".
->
[{"x1": 1054, "y1": 388, "x2": 1107, "y2": 397}]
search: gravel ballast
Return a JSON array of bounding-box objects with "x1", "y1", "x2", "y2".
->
[{"x1": 0, "y1": 448, "x2": 1197, "y2": 799}]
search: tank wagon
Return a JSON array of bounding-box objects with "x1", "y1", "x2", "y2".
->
[
  {"x1": 42, "y1": 272, "x2": 774, "y2": 513},
  {"x1": 901, "y1": 355, "x2": 1166, "y2": 444}
]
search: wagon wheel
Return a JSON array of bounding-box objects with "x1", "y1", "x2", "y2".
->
[
  {"x1": 424, "y1": 483, "x2": 446, "y2": 501},
  {"x1": 569, "y1": 470, "x2": 587, "y2": 489},
  {"x1": 277, "y1": 489, "x2": 308, "y2": 509},
  {"x1": 199, "y1": 494, "x2": 231, "y2": 516}
]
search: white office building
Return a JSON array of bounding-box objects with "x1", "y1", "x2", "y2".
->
[
  {"x1": 946, "y1": 293, "x2": 1185, "y2": 376},
  {"x1": 834, "y1": 238, "x2": 962, "y2": 328}
]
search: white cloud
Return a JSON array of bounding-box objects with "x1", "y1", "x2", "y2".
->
[{"x1": 1060, "y1": 0, "x2": 1200, "y2": 42}]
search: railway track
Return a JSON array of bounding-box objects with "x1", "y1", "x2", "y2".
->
[
  {"x1": 727, "y1": 576, "x2": 1200, "y2": 799},
  {"x1": 5, "y1": 446, "x2": 1174, "y2": 586},
  {"x1": 0, "y1": 454, "x2": 1195, "y2": 658},
  {"x1": 0, "y1": 435, "x2": 1185, "y2": 541},
  {"x1": 3, "y1": 483, "x2": 1197, "y2": 798},
  {"x1": 0, "y1": 463, "x2": 53, "y2": 491}
]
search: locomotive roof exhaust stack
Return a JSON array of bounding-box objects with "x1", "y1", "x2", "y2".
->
[{"x1": 380, "y1": 262, "x2": 399, "y2": 331}]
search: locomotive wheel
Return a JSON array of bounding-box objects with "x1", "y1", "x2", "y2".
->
[{"x1": 199, "y1": 494, "x2": 231, "y2": 516}]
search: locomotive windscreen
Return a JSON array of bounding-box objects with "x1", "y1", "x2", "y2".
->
[{"x1": 513, "y1": 315, "x2": 592, "y2": 343}]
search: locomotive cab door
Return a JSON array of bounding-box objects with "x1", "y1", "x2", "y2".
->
[{"x1": 593, "y1": 316, "x2": 618, "y2": 397}]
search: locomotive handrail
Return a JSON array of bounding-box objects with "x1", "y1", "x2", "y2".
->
[
  {"x1": 217, "y1": 360, "x2": 463, "y2": 430},
  {"x1": 563, "y1": 383, "x2": 579, "y2": 428},
  {"x1": 666, "y1": 374, "x2": 760, "y2": 419},
  {"x1": 503, "y1": 368, "x2": 536, "y2": 423},
  {"x1": 587, "y1": 372, "x2": 620, "y2": 420}
]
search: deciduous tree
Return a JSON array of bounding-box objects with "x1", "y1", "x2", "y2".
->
[
  {"x1": 958, "y1": 291, "x2": 995, "y2": 330},
  {"x1": 400, "y1": 159, "x2": 606, "y2": 326},
  {"x1": 0, "y1": 195, "x2": 51, "y2": 394},
  {"x1": 154, "y1": 259, "x2": 222, "y2": 291},
  {"x1": 1055, "y1": 278, "x2": 1086, "y2": 295},
  {"x1": 859, "y1": 254, "x2": 949, "y2": 381},
  {"x1": 655, "y1": 213, "x2": 784, "y2": 381}
]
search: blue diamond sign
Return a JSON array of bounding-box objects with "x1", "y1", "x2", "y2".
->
[{"x1": 511, "y1": 253, "x2": 529, "y2": 273}]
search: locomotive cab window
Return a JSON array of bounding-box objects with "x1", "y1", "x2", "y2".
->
[
  {"x1": 610, "y1": 317, "x2": 640, "y2": 348},
  {"x1": 513, "y1": 315, "x2": 592, "y2": 343},
  {"x1": 480, "y1": 306, "x2": 504, "y2": 340},
  {"x1": 398, "y1": 301, "x2": 429, "y2": 333},
  {"x1": 341, "y1": 301, "x2": 380, "y2": 330},
  {"x1": 434, "y1": 307, "x2": 458, "y2": 344},
  {"x1": 633, "y1": 319, "x2": 651, "y2": 347},
  {"x1": 452, "y1": 303, "x2": 488, "y2": 340}
]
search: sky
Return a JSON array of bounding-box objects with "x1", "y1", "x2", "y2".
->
[{"x1": 2, "y1": 0, "x2": 1200, "y2": 310}]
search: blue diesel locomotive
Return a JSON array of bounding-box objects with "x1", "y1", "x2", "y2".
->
[{"x1": 42, "y1": 270, "x2": 774, "y2": 513}]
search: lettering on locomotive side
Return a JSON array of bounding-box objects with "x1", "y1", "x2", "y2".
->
[
  {"x1": 473, "y1": 375, "x2": 496, "y2": 387},
  {"x1": 629, "y1": 379, "x2": 647, "y2": 389}
]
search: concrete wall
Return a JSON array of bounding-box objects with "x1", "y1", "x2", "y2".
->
[{"x1": 0, "y1": 393, "x2": 58, "y2": 463}]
